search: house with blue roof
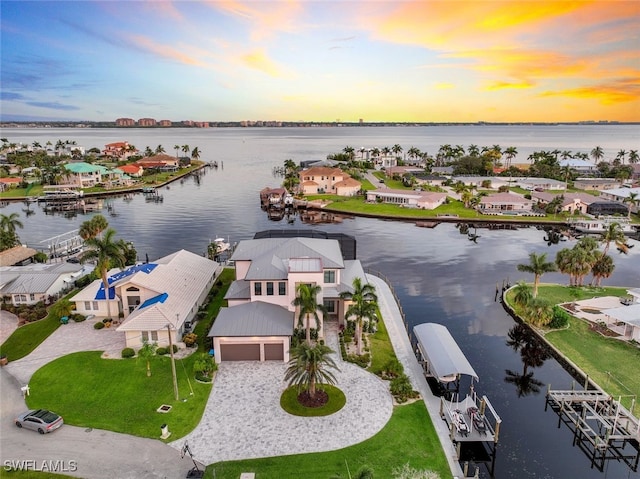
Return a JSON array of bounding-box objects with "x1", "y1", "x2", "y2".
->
[
  {"x1": 64, "y1": 162, "x2": 130, "y2": 188},
  {"x1": 72, "y1": 249, "x2": 220, "y2": 349}
]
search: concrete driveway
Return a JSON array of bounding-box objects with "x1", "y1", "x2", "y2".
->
[{"x1": 172, "y1": 325, "x2": 394, "y2": 466}]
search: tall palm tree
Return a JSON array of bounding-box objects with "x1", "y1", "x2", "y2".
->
[
  {"x1": 293, "y1": 283, "x2": 326, "y2": 345},
  {"x1": 623, "y1": 192, "x2": 638, "y2": 219},
  {"x1": 339, "y1": 277, "x2": 378, "y2": 355},
  {"x1": 616, "y1": 149, "x2": 627, "y2": 165},
  {"x1": 504, "y1": 146, "x2": 518, "y2": 168},
  {"x1": 600, "y1": 222, "x2": 628, "y2": 256},
  {"x1": 137, "y1": 341, "x2": 157, "y2": 377},
  {"x1": 155, "y1": 145, "x2": 165, "y2": 155},
  {"x1": 284, "y1": 342, "x2": 339, "y2": 400},
  {"x1": 628, "y1": 150, "x2": 639, "y2": 165},
  {"x1": 590, "y1": 146, "x2": 604, "y2": 164},
  {"x1": 591, "y1": 252, "x2": 615, "y2": 287},
  {"x1": 182, "y1": 144, "x2": 190, "y2": 158},
  {"x1": 392, "y1": 144, "x2": 403, "y2": 160},
  {"x1": 517, "y1": 252, "x2": 556, "y2": 298},
  {"x1": 468, "y1": 144, "x2": 480, "y2": 157},
  {"x1": 174, "y1": 144, "x2": 180, "y2": 159},
  {"x1": 78, "y1": 214, "x2": 109, "y2": 240},
  {"x1": 0, "y1": 212, "x2": 24, "y2": 250},
  {"x1": 79, "y1": 228, "x2": 127, "y2": 320},
  {"x1": 342, "y1": 146, "x2": 355, "y2": 161},
  {"x1": 191, "y1": 147, "x2": 200, "y2": 161}
]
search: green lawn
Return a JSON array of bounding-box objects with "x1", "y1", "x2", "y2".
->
[
  {"x1": 506, "y1": 284, "x2": 639, "y2": 414},
  {"x1": 1, "y1": 471, "x2": 75, "y2": 479},
  {"x1": 27, "y1": 351, "x2": 211, "y2": 440},
  {"x1": 193, "y1": 268, "x2": 234, "y2": 352},
  {"x1": 206, "y1": 401, "x2": 451, "y2": 479},
  {"x1": 280, "y1": 385, "x2": 346, "y2": 416},
  {"x1": 368, "y1": 311, "x2": 397, "y2": 376}
]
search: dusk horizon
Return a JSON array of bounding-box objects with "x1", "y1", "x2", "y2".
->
[{"x1": 1, "y1": 1, "x2": 639, "y2": 123}]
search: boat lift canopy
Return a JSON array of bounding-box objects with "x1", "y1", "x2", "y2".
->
[{"x1": 414, "y1": 323, "x2": 479, "y2": 382}]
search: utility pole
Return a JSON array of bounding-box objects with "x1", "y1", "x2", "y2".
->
[{"x1": 167, "y1": 322, "x2": 179, "y2": 401}]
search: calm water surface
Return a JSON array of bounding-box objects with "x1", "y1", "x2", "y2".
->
[{"x1": 2, "y1": 127, "x2": 640, "y2": 478}]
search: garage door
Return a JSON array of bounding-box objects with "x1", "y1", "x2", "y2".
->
[
  {"x1": 220, "y1": 344, "x2": 260, "y2": 361},
  {"x1": 264, "y1": 343, "x2": 284, "y2": 361}
]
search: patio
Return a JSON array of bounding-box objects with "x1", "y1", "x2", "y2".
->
[{"x1": 561, "y1": 296, "x2": 636, "y2": 340}]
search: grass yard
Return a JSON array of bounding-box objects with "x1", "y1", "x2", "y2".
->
[
  {"x1": 27, "y1": 351, "x2": 211, "y2": 440},
  {"x1": 1, "y1": 471, "x2": 75, "y2": 479},
  {"x1": 205, "y1": 400, "x2": 451, "y2": 479},
  {"x1": 505, "y1": 284, "x2": 639, "y2": 414},
  {"x1": 193, "y1": 268, "x2": 234, "y2": 352},
  {"x1": 367, "y1": 310, "x2": 396, "y2": 376},
  {"x1": 280, "y1": 385, "x2": 346, "y2": 416}
]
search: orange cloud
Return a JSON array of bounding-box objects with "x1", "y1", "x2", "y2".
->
[
  {"x1": 485, "y1": 81, "x2": 534, "y2": 90},
  {"x1": 129, "y1": 35, "x2": 210, "y2": 67},
  {"x1": 539, "y1": 78, "x2": 640, "y2": 104},
  {"x1": 242, "y1": 49, "x2": 284, "y2": 77}
]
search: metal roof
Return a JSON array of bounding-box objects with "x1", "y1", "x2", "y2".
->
[
  {"x1": 413, "y1": 323, "x2": 479, "y2": 381},
  {"x1": 208, "y1": 301, "x2": 294, "y2": 337},
  {"x1": 603, "y1": 304, "x2": 640, "y2": 327}
]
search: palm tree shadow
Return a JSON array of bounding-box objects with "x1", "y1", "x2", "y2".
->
[{"x1": 504, "y1": 324, "x2": 548, "y2": 397}]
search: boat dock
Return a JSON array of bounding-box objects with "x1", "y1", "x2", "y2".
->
[{"x1": 545, "y1": 386, "x2": 640, "y2": 472}]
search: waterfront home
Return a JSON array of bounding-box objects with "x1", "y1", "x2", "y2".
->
[
  {"x1": 366, "y1": 187, "x2": 447, "y2": 210},
  {"x1": 385, "y1": 166, "x2": 425, "y2": 178},
  {"x1": 102, "y1": 141, "x2": 137, "y2": 160},
  {"x1": 559, "y1": 158, "x2": 596, "y2": 175},
  {"x1": 478, "y1": 192, "x2": 536, "y2": 215},
  {"x1": 599, "y1": 187, "x2": 640, "y2": 214},
  {"x1": 117, "y1": 164, "x2": 144, "y2": 178},
  {"x1": 208, "y1": 236, "x2": 368, "y2": 363},
  {"x1": 0, "y1": 262, "x2": 90, "y2": 306},
  {"x1": 451, "y1": 176, "x2": 511, "y2": 189},
  {"x1": 73, "y1": 250, "x2": 219, "y2": 349},
  {"x1": 136, "y1": 154, "x2": 179, "y2": 168},
  {"x1": 298, "y1": 166, "x2": 361, "y2": 196},
  {"x1": 531, "y1": 191, "x2": 597, "y2": 214},
  {"x1": 574, "y1": 178, "x2": 620, "y2": 191},
  {"x1": 63, "y1": 162, "x2": 128, "y2": 188},
  {"x1": 516, "y1": 177, "x2": 566, "y2": 191},
  {"x1": 0, "y1": 245, "x2": 38, "y2": 267},
  {"x1": 0, "y1": 177, "x2": 22, "y2": 191}
]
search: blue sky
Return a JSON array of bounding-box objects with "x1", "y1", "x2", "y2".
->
[{"x1": 1, "y1": 1, "x2": 638, "y2": 122}]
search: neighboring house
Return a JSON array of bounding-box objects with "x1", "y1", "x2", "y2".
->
[
  {"x1": 559, "y1": 158, "x2": 596, "y2": 175},
  {"x1": 72, "y1": 250, "x2": 219, "y2": 349},
  {"x1": 117, "y1": 164, "x2": 144, "y2": 177},
  {"x1": 385, "y1": 166, "x2": 424, "y2": 178},
  {"x1": 0, "y1": 177, "x2": 22, "y2": 191},
  {"x1": 333, "y1": 177, "x2": 362, "y2": 196},
  {"x1": 431, "y1": 166, "x2": 454, "y2": 176},
  {"x1": 599, "y1": 187, "x2": 640, "y2": 213},
  {"x1": 208, "y1": 236, "x2": 368, "y2": 363},
  {"x1": 630, "y1": 164, "x2": 640, "y2": 181},
  {"x1": 478, "y1": 192, "x2": 535, "y2": 214},
  {"x1": 602, "y1": 304, "x2": 640, "y2": 341},
  {"x1": 531, "y1": 192, "x2": 597, "y2": 214},
  {"x1": 574, "y1": 178, "x2": 620, "y2": 191},
  {"x1": 137, "y1": 154, "x2": 179, "y2": 168},
  {"x1": 366, "y1": 188, "x2": 447, "y2": 210},
  {"x1": 516, "y1": 177, "x2": 566, "y2": 190},
  {"x1": 415, "y1": 174, "x2": 448, "y2": 187},
  {"x1": 0, "y1": 246, "x2": 38, "y2": 267},
  {"x1": 298, "y1": 167, "x2": 361, "y2": 196},
  {"x1": 103, "y1": 142, "x2": 137, "y2": 159},
  {"x1": 63, "y1": 162, "x2": 129, "y2": 188},
  {"x1": 452, "y1": 176, "x2": 511, "y2": 189},
  {"x1": 0, "y1": 262, "x2": 90, "y2": 306}
]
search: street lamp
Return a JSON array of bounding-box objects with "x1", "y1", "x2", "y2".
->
[{"x1": 167, "y1": 320, "x2": 179, "y2": 401}]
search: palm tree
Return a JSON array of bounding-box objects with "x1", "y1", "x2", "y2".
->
[
  {"x1": 392, "y1": 144, "x2": 403, "y2": 160},
  {"x1": 590, "y1": 146, "x2": 604, "y2": 164},
  {"x1": 174, "y1": 144, "x2": 180, "y2": 159},
  {"x1": 512, "y1": 281, "x2": 533, "y2": 307},
  {"x1": 78, "y1": 214, "x2": 109, "y2": 240},
  {"x1": 155, "y1": 145, "x2": 165, "y2": 155},
  {"x1": 524, "y1": 297, "x2": 553, "y2": 327},
  {"x1": 600, "y1": 222, "x2": 628, "y2": 256},
  {"x1": 284, "y1": 342, "x2": 339, "y2": 400},
  {"x1": 623, "y1": 192, "x2": 638, "y2": 219},
  {"x1": 191, "y1": 147, "x2": 200, "y2": 161},
  {"x1": 616, "y1": 149, "x2": 627, "y2": 165},
  {"x1": 138, "y1": 341, "x2": 157, "y2": 377},
  {"x1": 468, "y1": 144, "x2": 480, "y2": 157},
  {"x1": 628, "y1": 150, "x2": 639, "y2": 165},
  {"x1": 0, "y1": 213, "x2": 24, "y2": 250},
  {"x1": 591, "y1": 252, "x2": 615, "y2": 287},
  {"x1": 504, "y1": 146, "x2": 518, "y2": 168},
  {"x1": 343, "y1": 146, "x2": 355, "y2": 161},
  {"x1": 293, "y1": 283, "x2": 326, "y2": 345},
  {"x1": 516, "y1": 252, "x2": 557, "y2": 297},
  {"x1": 79, "y1": 228, "x2": 127, "y2": 320},
  {"x1": 339, "y1": 277, "x2": 378, "y2": 355},
  {"x1": 182, "y1": 144, "x2": 190, "y2": 158}
]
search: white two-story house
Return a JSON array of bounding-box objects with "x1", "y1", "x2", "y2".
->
[{"x1": 208, "y1": 236, "x2": 367, "y2": 362}]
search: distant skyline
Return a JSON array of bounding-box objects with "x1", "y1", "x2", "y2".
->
[{"x1": 1, "y1": 1, "x2": 638, "y2": 123}]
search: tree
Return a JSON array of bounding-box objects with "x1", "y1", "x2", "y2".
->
[
  {"x1": 182, "y1": 144, "x2": 190, "y2": 158},
  {"x1": 524, "y1": 297, "x2": 553, "y2": 327},
  {"x1": 504, "y1": 146, "x2": 518, "y2": 168},
  {"x1": 340, "y1": 277, "x2": 378, "y2": 355},
  {"x1": 392, "y1": 144, "x2": 403, "y2": 160},
  {"x1": 517, "y1": 252, "x2": 557, "y2": 298},
  {"x1": 590, "y1": 146, "x2": 604, "y2": 164},
  {"x1": 623, "y1": 192, "x2": 638, "y2": 219},
  {"x1": 193, "y1": 353, "x2": 218, "y2": 379},
  {"x1": 155, "y1": 145, "x2": 165, "y2": 155},
  {"x1": 78, "y1": 214, "x2": 109, "y2": 240},
  {"x1": 284, "y1": 342, "x2": 339, "y2": 400},
  {"x1": 138, "y1": 341, "x2": 157, "y2": 377},
  {"x1": 293, "y1": 283, "x2": 326, "y2": 345},
  {"x1": 0, "y1": 213, "x2": 24, "y2": 250},
  {"x1": 628, "y1": 150, "x2": 639, "y2": 165},
  {"x1": 512, "y1": 281, "x2": 533, "y2": 307},
  {"x1": 616, "y1": 149, "x2": 627, "y2": 165},
  {"x1": 591, "y1": 252, "x2": 615, "y2": 287},
  {"x1": 79, "y1": 228, "x2": 127, "y2": 320},
  {"x1": 600, "y1": 222, "x2": 628, "y2": 256},
  {"x1": 174, "y1": 144, "x2": 180, "y2": 158},
  {"x1": 191, "y1": 147, "x2": 200, "y2": 161}
]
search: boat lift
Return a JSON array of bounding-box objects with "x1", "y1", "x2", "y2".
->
[{"x1": 40, "y1": 229, "x2": 84, "y2": 259}]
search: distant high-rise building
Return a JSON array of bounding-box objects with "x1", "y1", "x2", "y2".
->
[
  {"x1": 158, "y1": 120, "x2": 172, "y2": 127},
  {"x1": 115, "y1": 118, "x2": 135, "y2": 127},
  {"x1": 137, "y1": 118, "x2": 157, "y2": 127}
]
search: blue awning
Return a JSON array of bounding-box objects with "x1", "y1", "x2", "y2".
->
[{"x1": 139, "y1": 292, "x2": 168, "y2": 309}]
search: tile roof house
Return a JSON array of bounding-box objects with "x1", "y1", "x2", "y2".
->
[
  {"x1": 103, "y1": 142, "x2": 137, "y2": 159},
  {"x1": 0, "y1": 246, "x2": 37, "y2": 267},
  {"x1": 479, "y1": 192, "x2": 537, "y2": 215},
  {"x1": 117, "y1": 164, "x2": 144, "y2": 177},
  {"x1": 72, "y1": 250, "x2": 220, "y2": 349},
  {"x1": 208, "y1": 237, "x2": 368, "y2": 362},
  {"x1": 0, "y1": 262, "x2": 90, "y2": 306},
  {"x1": 531, "y1": 191, "x2": 598, "y2": 214},
  {"x1": 298, "y1": 167, "x2": 361, "y2": 196},
  {"x1": 63, "y1": 162, "x2": 128, "y2": 188}
]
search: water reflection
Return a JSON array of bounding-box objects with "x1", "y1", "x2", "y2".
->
[{"x1": 504, "y1": 324, "x2": 549, "y2": 397}]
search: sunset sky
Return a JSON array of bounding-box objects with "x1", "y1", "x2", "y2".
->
[{"x1": 1, "y1": 0, "x2": 638, "y2": 123}]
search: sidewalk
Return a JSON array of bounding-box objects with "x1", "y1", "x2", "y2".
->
[{"x1": 366, "y1": 273, "x2": 464, "y2": 478}]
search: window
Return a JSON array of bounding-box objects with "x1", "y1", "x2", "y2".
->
[
  {"x1": 278, "y1": 282, "x2": 286, "y2": 295},
  {"x1": 92, "y1": 301, "x2": 98, "y2": 310},
  {"x1": 266, "y1": 282, "x2": 274, "y2": 295},
  {"x1": 324, "y1": 299, "x2": 335, "y2": 313},
  {"x1": 324, "y1": 270, "x2": 336, "y2": 283},
  {"x1": 151, "y1": 331, "x2": 158, "y2": 341},
  {"x1": 126, "y1": 286, "x2": 139, "y2": 292},
  {"x1": 254, "y1": 282, "x2": 262, "y2": 295},
  {"x1": 30, "y1": 294, "x2": 35, "y2": 301},
  {"x1": 85, "y1": 301, "x2": 91, "y2": 310},
  {"x1": 142, "y1": 331, "x2": 149, "y2": 342}
]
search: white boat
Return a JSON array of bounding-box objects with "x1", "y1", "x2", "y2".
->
[
  {"x1": 570, "y1": 216, "x2": 636, "y2": 235},
  {"x1": 212, "y1": 237, "x2": 230, "y2": 253}
]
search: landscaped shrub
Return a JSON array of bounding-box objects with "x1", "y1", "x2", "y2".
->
[
  {"x1": 346, "y1": 353, "x2": 370, "y2": 368},
  {"x1": 171, "y1": 344, "x2": 178, "y2": 353},
  {"x1": 390, "y1": 374, "x2": 418, "y2": 403},
  {"x1": 93, "y1": 322, "x2": 105, "y2": 330},
  {"x1": 121, "y1": 347, "x2": 135, "y2": 358},
  {"x1": 549, "y1": 305, "x2": 570, "y2": 329},
  {"x1": 183, "y1": 332, "x2": 198, "y2": 347},
  {"x1": 74, "y1": 276, "x2": 92, "y2": 288},
  {"x1": 156, "y1": 347, "x2": 167, "y2": 355},
  {"x1": 381, "y1": 358, "x2": 404, "y2": 379},
  {"x1": 71, "y1": 313, "x2": 86, "y2": 322}
]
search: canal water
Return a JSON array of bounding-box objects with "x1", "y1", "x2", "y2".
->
[{"x1": 1, "y1": 126, "x2": 639, "y2": 478}]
